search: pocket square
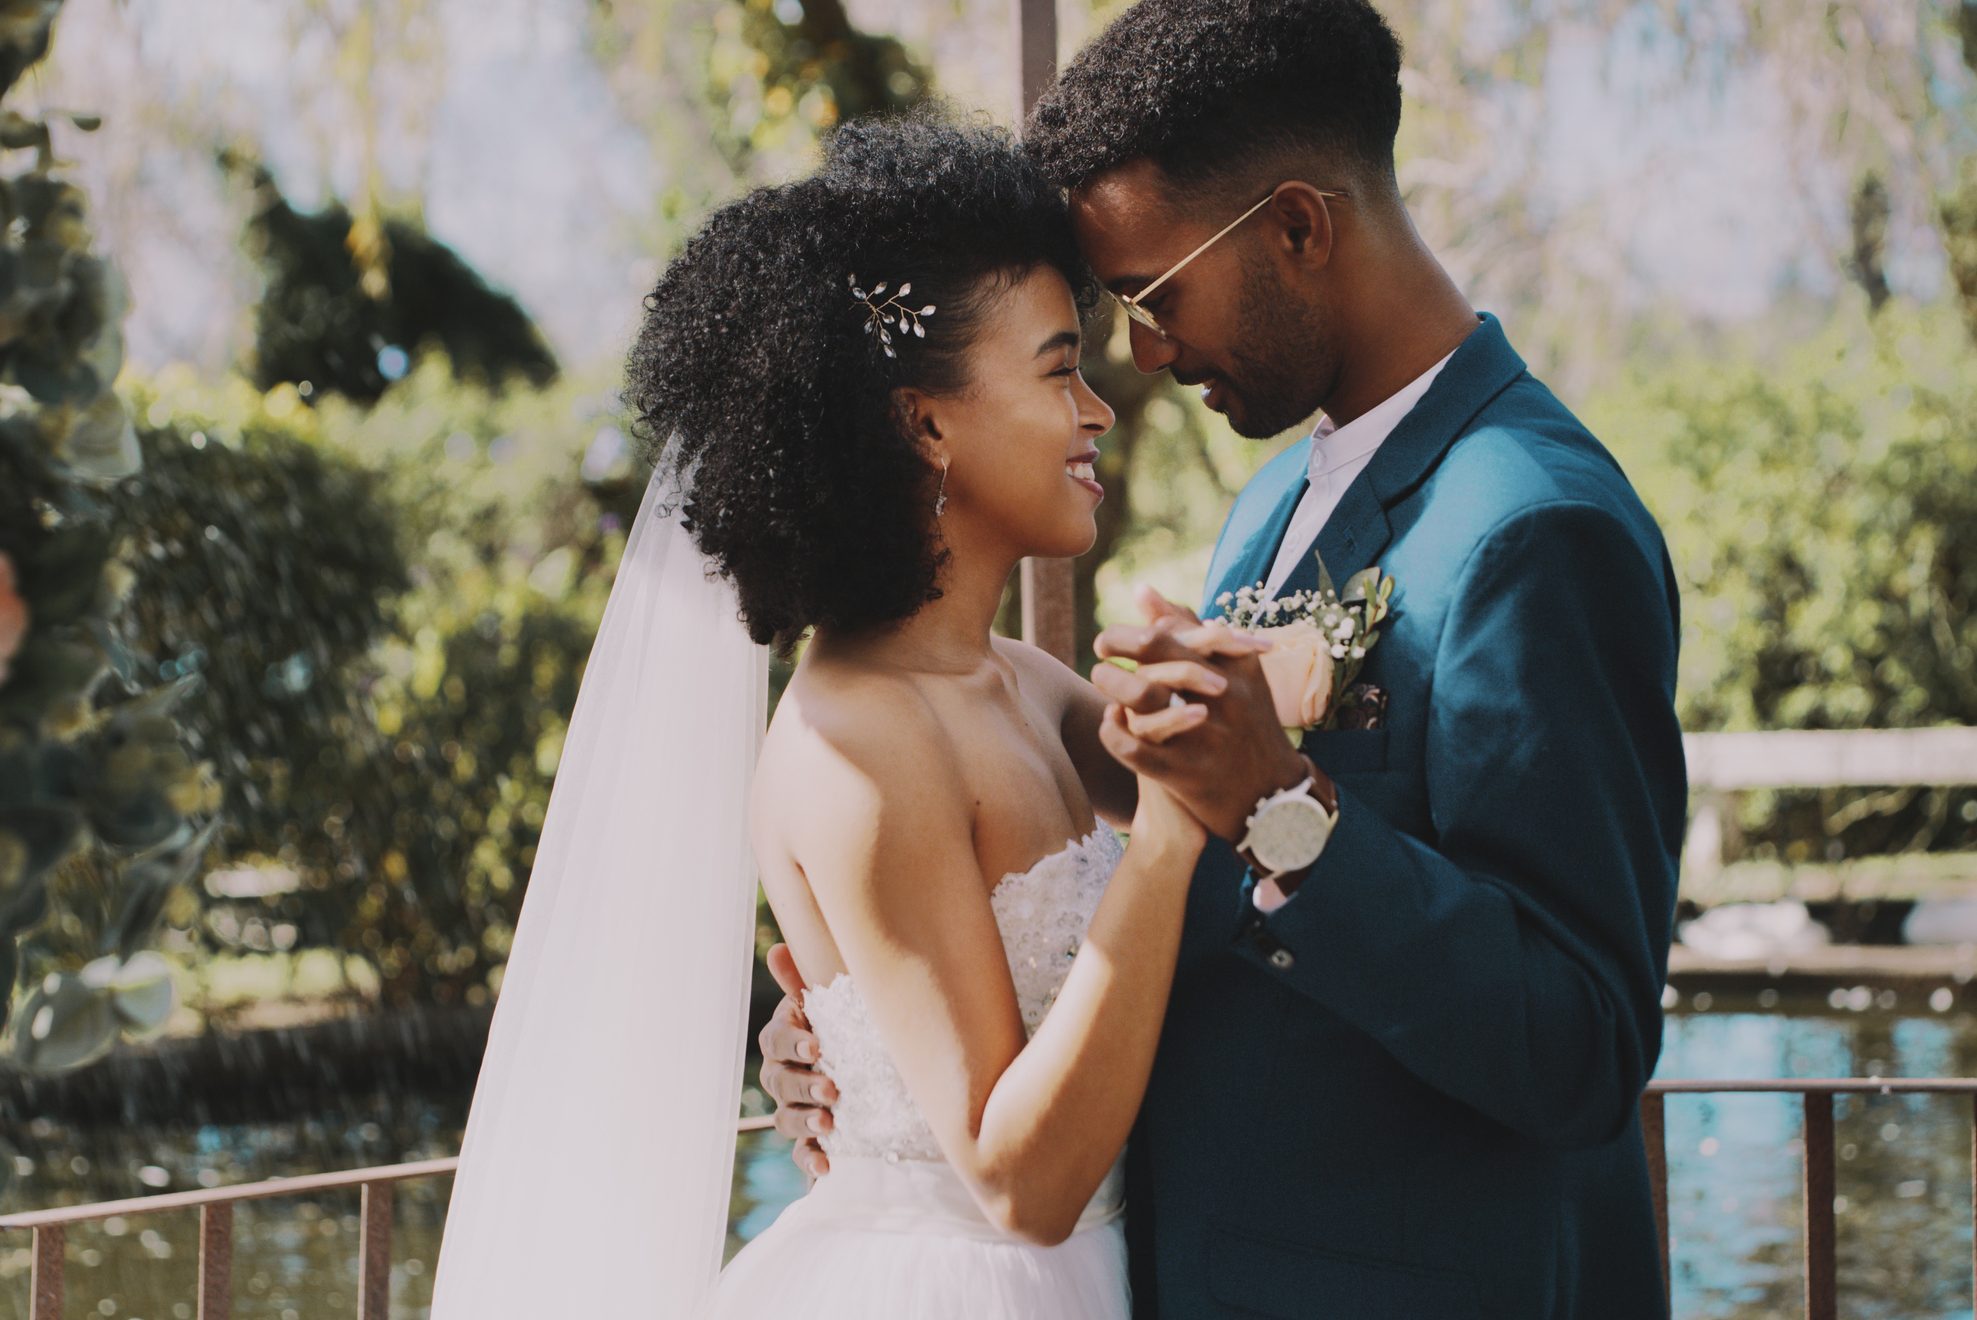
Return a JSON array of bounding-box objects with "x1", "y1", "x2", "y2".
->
[{"x1": 1333, "y1": 682, "x2": 1387, "y2": 731}]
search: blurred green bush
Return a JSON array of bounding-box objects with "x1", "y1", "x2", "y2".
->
[{"x1": 1591, "y1": 301, "x2": 1977, "y2": 860}]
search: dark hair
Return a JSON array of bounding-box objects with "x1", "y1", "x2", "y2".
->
[
  {"x1": 625, "y1": 109, "x2": 1095, "y2": 653},
  {"x1": 1023, "y1": 0, "x2": 1404, "y2": 198}
]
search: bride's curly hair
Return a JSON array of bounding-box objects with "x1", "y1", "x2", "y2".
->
[{"x1": 625, "y1": 109, "x2": 1096, "y2": 654}]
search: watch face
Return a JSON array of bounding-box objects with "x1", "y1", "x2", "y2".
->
[{"x1": 1251, "y1": 795, "x2": 1333, "y2": 872}]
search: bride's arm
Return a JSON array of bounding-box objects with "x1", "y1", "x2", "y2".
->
[
  {"x1": 994, "y1": 636, "x2": 1137, "y2": 827},
  {"x1": 789, "y1": 701, "x2": 1204, "y2": 1247},
  {"x1": 1055, "y1": 675, "x2": 1141, "y2": 828}
]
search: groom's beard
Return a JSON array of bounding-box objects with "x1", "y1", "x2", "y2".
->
[{"x1": 1217, "y1": 257, "x2": 1331, "y2": 440}]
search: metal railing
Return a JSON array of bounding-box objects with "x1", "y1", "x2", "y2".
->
[
  {"x1": 1641, "y1": 1078, "x2": 1977, "y2": 1320},
  {"x1": 13, "y1": 1091, "x2": 1977, "y2": 1318},
  {"x1": 1662, "y1": 734, "x2": 1977, "y2": 1306},
  {"x1": 0, "y1": 1116, "x2": 776, "y2": 1320}
]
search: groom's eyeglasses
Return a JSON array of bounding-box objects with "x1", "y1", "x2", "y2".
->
[{"x1": 1113, "y1": 185, "x2": 1349, "y2": 340}]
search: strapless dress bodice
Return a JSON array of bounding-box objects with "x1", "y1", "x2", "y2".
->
[{"x1": 802, "y1": 824, "x2": 1125, "y2": 1164}]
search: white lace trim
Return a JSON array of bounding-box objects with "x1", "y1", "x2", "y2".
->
[{"x1": 803, "y1": 825, "x2": 1123, "y2": 1164}]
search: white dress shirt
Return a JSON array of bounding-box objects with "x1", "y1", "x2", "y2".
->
[
  {"x1": 1248, "y1": 348, "x2": 1456, "y2": 912},
  {"x1": 1261, "y1": 348, "x2": 1456, "y2": 598}
]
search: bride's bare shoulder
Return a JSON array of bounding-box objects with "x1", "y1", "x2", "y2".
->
[
  {"x1": 753, "y1": 660, "x2": 964, "y2": 842},
  {"x1": 989, "y1": 634, "x2": 1082, "y2": 716},
  {"x1": 769, "y1": 657, "x2": 937, "y2": 750}
]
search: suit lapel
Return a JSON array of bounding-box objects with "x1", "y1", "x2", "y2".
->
[
  {"x1": 1271, "y1": 313, "x2": 1528, "y2": 600},
  {"x1": 1203, "y1": 440, "x2": 1310, "y2": 616}
]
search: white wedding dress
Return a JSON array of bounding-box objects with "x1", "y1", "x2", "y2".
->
[{"x1": 702, "y1": 824, "x2": 1133, "y2": 1318}]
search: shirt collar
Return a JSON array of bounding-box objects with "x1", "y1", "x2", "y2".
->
[{"x1": 1307, "y1": 348, "x2": 1458, "y2": 482}]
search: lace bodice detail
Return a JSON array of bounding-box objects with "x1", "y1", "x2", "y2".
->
[{"x1": 801, "y1": 825, "x2": 1124, "y2": 1164}]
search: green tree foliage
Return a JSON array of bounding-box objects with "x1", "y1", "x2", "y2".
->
[
  {"x1": 352, "y1": 560, "x2": 600, "y2": 1005},
  {"x1": 0, "y1": 0, "x2": 220, "y2": 1071},
  {"x1": 1942, "y1": 158, "x2": 1977, "y2": 342},
  {"x1": 726, "y1": 0, "x2": 928, "y2": 131},
  {"x1": 227, "y1": 154, "x2": 559, "y2": 406},
  {"x1": 590, "y1": 0, "x2": 928, "y2": 184},
  {"x1": 121, "y1": 364, "x2": 639, "y2": 1006},
  {"x1": 101, "y1": 397, "x2": 409, "y2": 953}
]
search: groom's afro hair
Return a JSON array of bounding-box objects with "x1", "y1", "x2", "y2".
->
[
  {"x1": 1024, "y1": 0, "x2": 1404, "y2": 197},
  {"x1": 625, "y1": 107, "x2": 1095, "y2": 654}
]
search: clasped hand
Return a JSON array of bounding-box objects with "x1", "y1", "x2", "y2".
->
[{"x1": 1090, "y1": 585, "x2": 1312, "y2": 843}]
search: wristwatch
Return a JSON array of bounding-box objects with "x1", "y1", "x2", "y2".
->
[{"x1": 1235, "y1": 757, "x2": 1338, "y2": 885}]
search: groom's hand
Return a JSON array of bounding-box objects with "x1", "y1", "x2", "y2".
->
[
  {"x1": 1133, "y1": 582, "x2": 1200, "y2": 629},
  {"x1": 758, "y1": 943, "x2": 837, "y2": 1180},
  {"x1": 1092, "y1": 597, "x2": 1321, "y2": 842}
]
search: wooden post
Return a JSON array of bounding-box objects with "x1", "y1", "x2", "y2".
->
[
  {"x1": 359, "y1": 1181, "x2": 394, "y2": 1320},
  {"x1": 1021, "y1": 558, "x2": 1078, "y2": 666},
  {"x1": 198, "y1": 1202, "x2": 233, "y2": 1318},
  {"x1": 1802, "y1": 1092, "x2": 1837, "y2": 1320},
  {"x1": 29, "y1": 1224, "x2": 62, "y2": 1320},
  {"x1": 1642, "y1": 1090, "x2": 1670, "y2": 1315},
  {"x1": 1012, "y1": 0, "x2": 1077, "y2": 666},
  {"x1": 1012, "y1": 0, "x2": 1058, "y2": 115}
]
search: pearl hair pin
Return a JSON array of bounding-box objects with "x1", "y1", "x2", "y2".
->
[{"x1": 849, "y1": 273, "x2": 937, "y2": 358}]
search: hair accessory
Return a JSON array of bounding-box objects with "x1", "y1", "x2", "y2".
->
[{"x1": 849, "y1": 273, "x2": 937, "y2": 359}]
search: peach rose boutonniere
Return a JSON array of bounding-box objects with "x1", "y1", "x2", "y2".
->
[
  {"x1": 0, "y1": 550, "x2": 28, "y2": 689},
  {"x1": 1215, "y1": 556, "x2": 1395, "y2": 741},
  {"x1": 1253, "y1": 619, "x2": 1333, "y2": 729}
]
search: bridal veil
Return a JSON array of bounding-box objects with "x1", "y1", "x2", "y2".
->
[{"x1": 430, "y1": 457, "x2": 769, "y2": 1316}]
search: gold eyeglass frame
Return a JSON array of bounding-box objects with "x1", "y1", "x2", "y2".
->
[{"x1": 1114, "y1": 185, "x2": 1349, "y2": 339}]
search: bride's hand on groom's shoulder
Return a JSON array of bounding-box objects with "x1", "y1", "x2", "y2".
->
[
  {"x1": 758, "y1": 943, "x2": 837, "y2": 1181},
  {"x1": 1092, "y1": 588, "x2": 1315, "y2": 842}
]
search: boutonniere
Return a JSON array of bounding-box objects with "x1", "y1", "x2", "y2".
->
[{"x1": 1215, "y1": 555, "x2": 1396, "y2": 740}]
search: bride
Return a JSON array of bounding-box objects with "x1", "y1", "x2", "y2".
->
[{"x1": 429, "y1": 111, "x2": 1262, "y2": 1317}]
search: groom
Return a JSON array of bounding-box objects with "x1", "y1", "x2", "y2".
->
[{"x1": 763, "y1": 1, "x2": 1685, "y2": 1315}]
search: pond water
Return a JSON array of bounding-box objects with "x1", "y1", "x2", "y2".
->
[{"x1": 3, "y1": 992, "x2": 1975, "y2": 1319}]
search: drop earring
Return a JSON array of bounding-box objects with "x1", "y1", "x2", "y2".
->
[{"x1": 934, "y1": 458, "x2": 949, "y2": 518}]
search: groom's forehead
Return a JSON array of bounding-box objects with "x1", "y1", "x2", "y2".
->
[{"x1": 1068, "y1": 160, "x2": 1184, "y2": 288}]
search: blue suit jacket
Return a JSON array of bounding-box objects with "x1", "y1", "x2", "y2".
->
[{"x1": 1123, "y1": 315, "x2": 1685, "y2": 1318}]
